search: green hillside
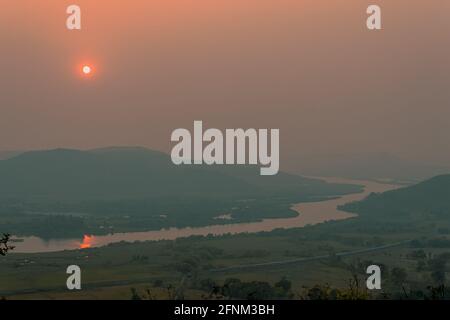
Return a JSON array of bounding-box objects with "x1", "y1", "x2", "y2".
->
[
  {"x1": 0, "y1": 147, "x2": 360, "y2": 201},
  {"x1": 341, "y1": 174, "x2": 450, "y2": 219},
  {"x1": 0, "y1": 147, "x2": 363, "y2": 238}
]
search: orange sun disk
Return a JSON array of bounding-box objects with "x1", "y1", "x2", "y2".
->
[{"x1": 82, "y1": 65, "x2": 92, "y2": 75}]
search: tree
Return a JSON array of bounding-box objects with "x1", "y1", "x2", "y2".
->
[
  {"x1": 301, "y1": 276, "x2": 370, "y2": 300},
  {"x1": 429, "y1": 256, "x2": 447, "y2": 285},
  {"x1": 391, "y1": 267, "x2": 408, "y2": 286},
  {"x1": 275, "y1": 277, "x2": 292, "y2": 293},
  {"x1": 0, "y1": 234, "x2": 14, "y2": 256}
]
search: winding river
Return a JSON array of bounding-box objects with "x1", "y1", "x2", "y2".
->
[{"x1": 11, "y1": 177, "x2": 399, "y2": 253}]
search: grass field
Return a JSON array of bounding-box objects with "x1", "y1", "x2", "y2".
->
[{"x1": 2, "y1": 214, "x2": 449, "y2": 300}]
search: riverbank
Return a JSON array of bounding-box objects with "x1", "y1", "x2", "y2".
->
[{"x1": 11, "y1": 177, "x2": 399, "y2": 253}]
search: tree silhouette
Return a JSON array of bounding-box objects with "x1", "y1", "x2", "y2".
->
[
  {"x1": 0, "y1": 234, "x2": 14, "y2": 256},
  {"x1": 391, "y1": 267, "x2": 407, "y2": 286}
]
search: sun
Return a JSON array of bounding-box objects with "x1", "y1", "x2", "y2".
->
[
  {"x1": 76, "y1": 62, "x2": 97, "y2": 79},
  {"x1": 82, "y1": 65, "x2": 92, "y2": 75}
]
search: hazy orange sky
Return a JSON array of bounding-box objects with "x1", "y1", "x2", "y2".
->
[{"x1": 0, "y1": 0, "x2": 449, "y2": 167}]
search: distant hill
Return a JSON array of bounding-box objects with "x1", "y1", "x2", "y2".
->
[
  {"x1": 0, "y1": 147, "x2": 366, "y2": 237},
  {"x1": 0, "y1": 147, "x2": 361, "y2": 202},
  {"x1": 0, "y1": 151, "x2": 23, "y2": 160},
  {"x1": 341, "y1": 174, "x2": 450, "y2": 218},
  {"x1": 286, "y1": 152, "x2": 449, "y2": 183}
]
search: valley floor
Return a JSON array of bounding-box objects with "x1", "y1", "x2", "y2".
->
[{"x1": 2, "y1": 214, "x2": 449, "y2": 300}]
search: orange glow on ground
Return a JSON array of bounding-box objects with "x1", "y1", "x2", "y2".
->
[{"x1": 80, "y1": 235, "x2": 95, "y2": 249}]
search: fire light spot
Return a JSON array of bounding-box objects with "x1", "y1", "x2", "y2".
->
[{"x1": 80, "y1": 235, "x2": 95, "y2": 249}]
